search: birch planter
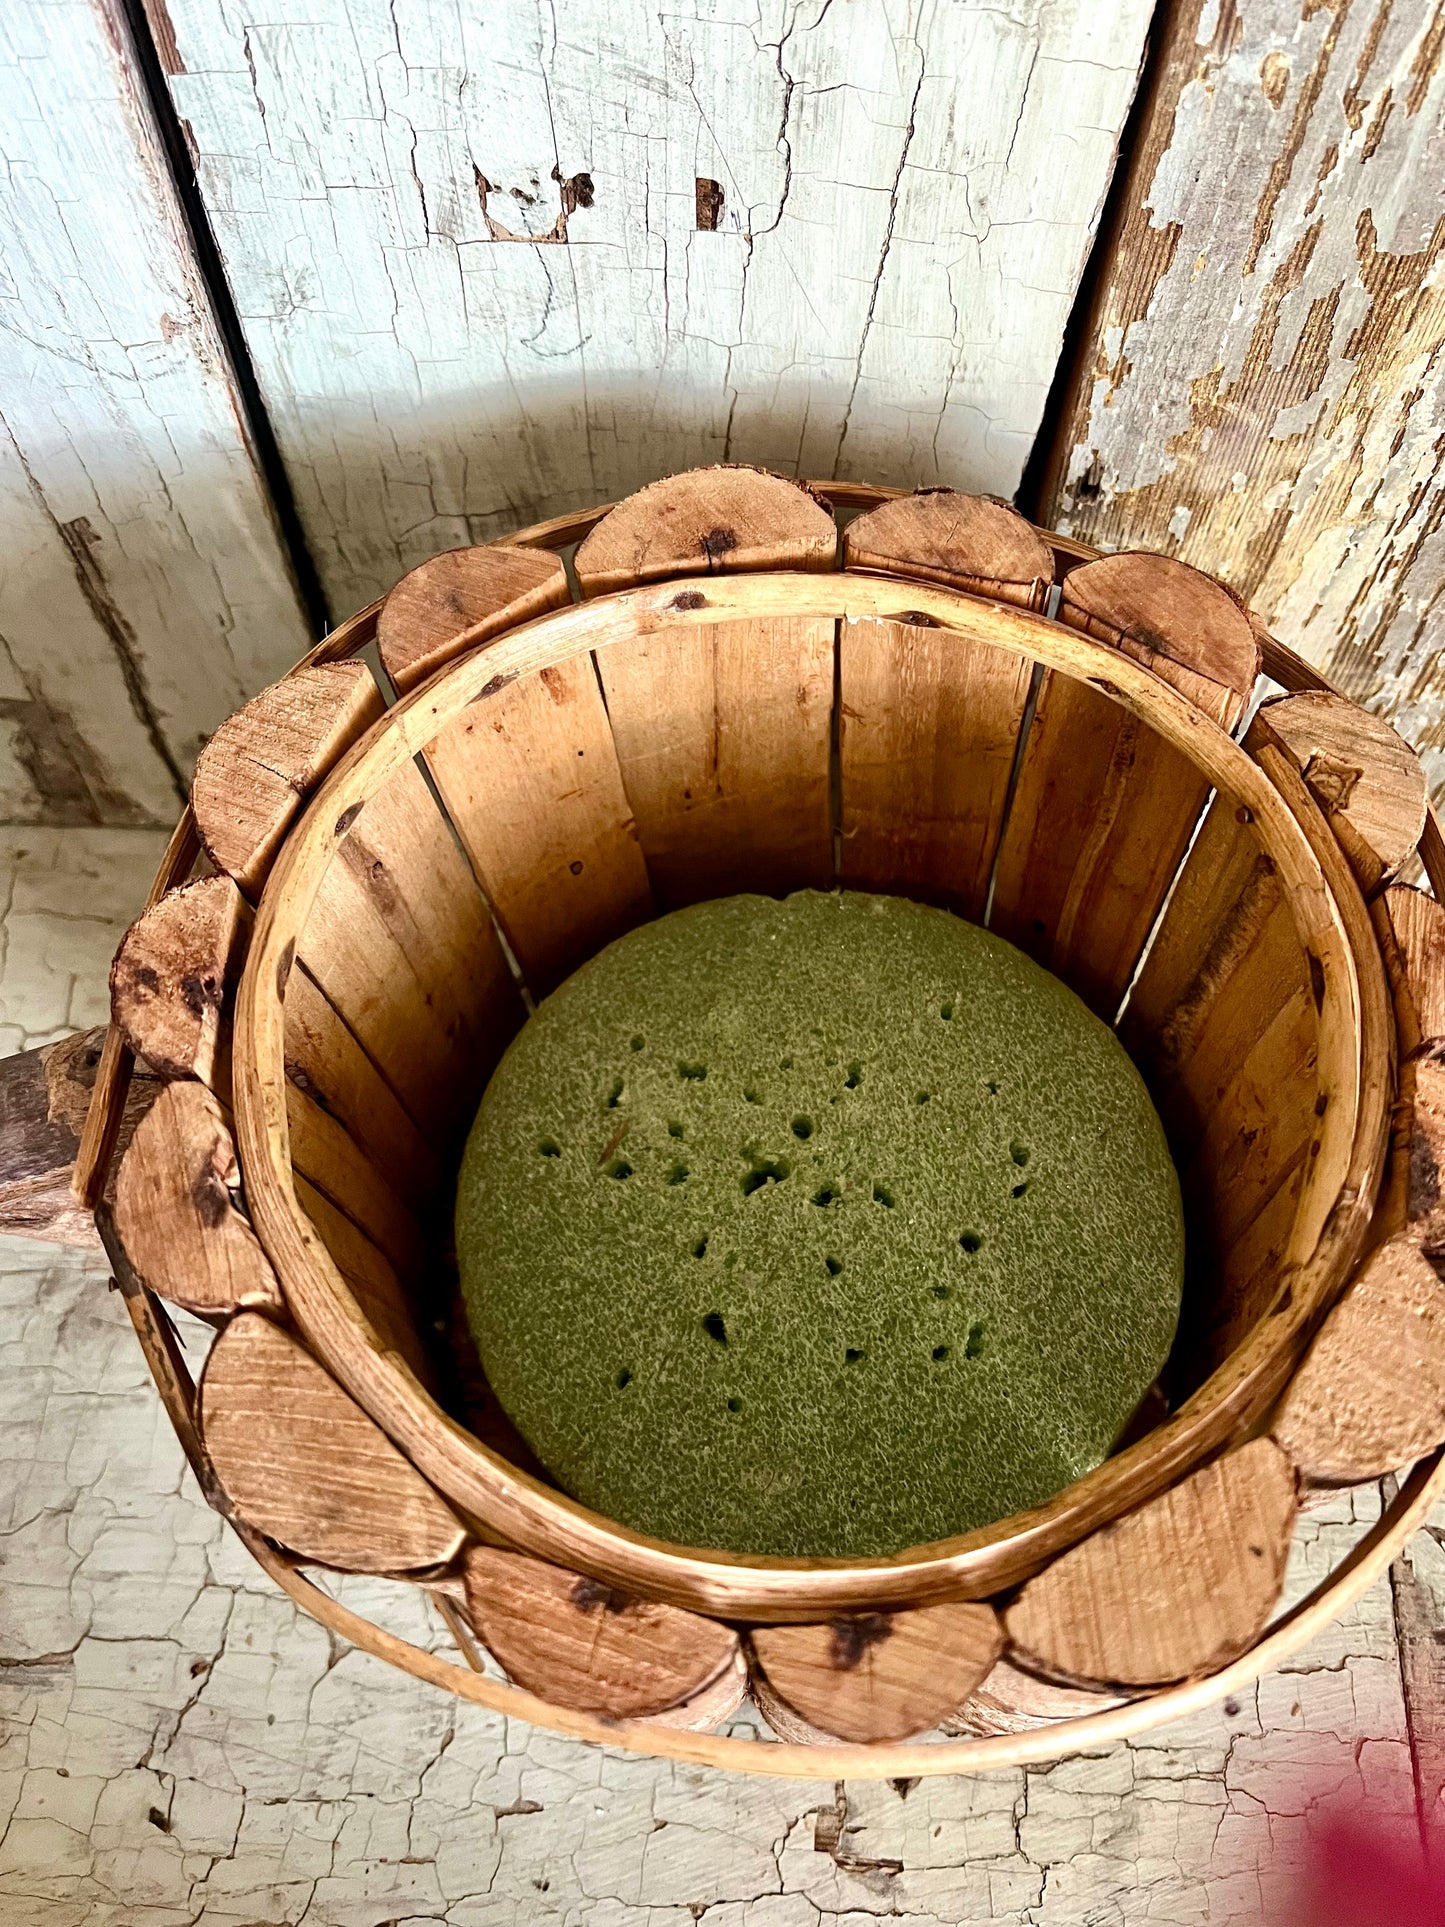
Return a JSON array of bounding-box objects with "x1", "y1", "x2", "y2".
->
[{"x1": 85, "y1": 467, "x2": 1445, "y2": 1777}]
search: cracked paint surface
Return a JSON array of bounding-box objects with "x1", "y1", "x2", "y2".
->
[
  {"x1": 1046, "y1": 0, "x2": 1445, "y2": 801},
  {"x1": 0, "y1": 4, "x2": 313, "y2": 826},
  {"x1": 0, "y1": 828, "x2": 1440, "y2": 1922},
  {"x1": 155, "y1": 0, "x2": 1151, "y2": 611}
]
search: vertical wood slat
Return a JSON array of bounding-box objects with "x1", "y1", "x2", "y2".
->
[
  {"x1": 422, "y1": 657, "x2": 654, "y2": 996},
  {"x1": 292, "y1": 1172, "x2": 434, "y2": 1385},
  {"x1": 595, "y1": 619, "x2": 835, "y2": 907},
  {"x1": 297, "y1": 755, "x2": 524, "y2": 1143},
  {"x1": 989, "y1": 555, "x2": 1261, "y2": 1017},
  {"x1": 839, "y1": 619, "x2": 1033, "y2": 919},
  {"x1": 1120, "y1": 791, "x2": 1321, "y2": 1380}
]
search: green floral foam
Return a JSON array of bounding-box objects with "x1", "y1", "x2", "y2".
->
[{"x1": 456, "y1": 891, "x2": 1183, "y2": 1558}]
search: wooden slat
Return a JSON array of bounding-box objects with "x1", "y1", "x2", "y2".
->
[
  {"x1": 422, "y1": 658, "x2": 653, "y2": 994},
  {"x1": 285, "y1": 1079, "x2": 427, "y2": 1283},
  {"x1": 839, "y1": 617, "x2": 1033, "y2": 919},
  {"x1": 298, "y1": 756, "x2": 523, "y2": 1139},
  {"x1": 1373, "y1": 886, "x2": 1445, "y2": 1253},
  {"x1": 292, "y1": 1174, "x2": 433, "y2": 1384},
  {"x1": 1251, "y1": 693, "x2": 1428, "y2": 899},
  {"x1": 842, "y1": 488, "x2": 1054, "y2": 607},
  {"x1": 749, "y1": 1605, "x2": 1003, "y2": 1744},
  {"x1": 1004, "y1": 1439, "x2": 1297, "y2": 1689},
  {"x1": 282, "y1": 965, "x2": 442, "y2": 1208},
  {"x1": 200, "y1": 1313, "x2": 465, "y2": 1573},
  {"x1": 461, "y1": 1546, "x2": 742, "y2": 1721},
  {"x1": 0, "y1": 1029, "x2": 163, "y2": 1247},
  {"x1": 1274, "y1": 1237, "x2": 1445, "y2": 1483},
  {"x1": 112, "y1": 1082, "x2": 283, "y2": 1318},
  {"x1": 191, "y1": 664, "x2": 384, "y2": 896},
  {"x1": 1041, "y1": 0, "x2": 1445, "y2": 777},
  {"x1": 109, "y1": 876, "x2": 252, "y2": 1092},
  {"x1": 945, "y1": 1655, "x2": 1128, "y2": 1737},
  {"x1": 595, "y1": 617, "x2": 834, "y2": 905},
  {"x1": 1376, "y1": 886, "x2": 1445, "y2": 1062},
  {"x1": 377, "y1": 544, "x2": 571, "y2": 693},
  {"x1": 989, "y1": 554, "x2": 1260, "y2": 1015},
  {"x1": 573, "y1": 467, "x2": 837, "y2": 595},
  {"x1": 1120, "y1": 791, "x2": 1321, "y2": 1378}
]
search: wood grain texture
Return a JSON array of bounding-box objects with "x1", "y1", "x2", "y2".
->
[
  {"x1": 284, "y1": 1078, "x2": 427, "y2": 1283},
  {"x1": 0, "y1": 0, "x2": 311, "y2": 827},
  {"x1": 200, "y1": 1312, "x2": 465, "y2": 1573},
  {"x1": 838, "y1": 617, "x2": 1033, "y2": 918},
  {"x1": 1274, "y1": 1236, "x2": 1445, "y2": 1482},
  {"x1": 596, "y1": 617, "x2": 834, "y2": 905},
  {"x1": 1120, "y1": 791, "x2": 1321, "y2": 1378},
  {"x1": 112, "y1": 1081, "x2": 283, "y2": 1317},
  {"x1": 290, "y1": 1172, "x2": 433, "y2": 1383},
  {"x1": 423, "y1": 657, "x2": 653, "y2": 993},
  {"x1": 153, "y1": 1, "x2": 1150, "y2": 611},
  {"x1": 377, "y1": 544, "x2": 570, "y2": 694},
  {"x1": 574, "y1": 467, "x2": 836, "y2": 593},
  {"x1": 109, "y1": 875, "x2": 252, "y2": 1090},
  {"x1": 191, "y1": 665, "x2": 384, "y2": 896},
  {"x1": 1251, "y1": 692, "x2": 1428, "y2": 897},
  {"x1": 843, "y1": 488, "x2": 1054, "y2": 606},
  {"x1": 990, "y1": 551, "x2": 1261, "y2": 1015},
  {"x1": 0, "y1": 1027, "x2": 162, "y2": 1246},
  {"x1": 1376, "y1": 885, "x2": 1445, "y2": 1060},
  {"x1": 944, "y1": 1655, "x2": 1129, "y2": 1738},
  {"x1": 461, "y1": 1545, "x2": 742, "y2": 1721},
  {"x1": 749, "y1": 1605, "x2": 1003, "y2": 1744},
  {"x1": 1044, "y1": 0, "x2": 1445, "y2": 800},
  {"x1": 1004, "y1": 1439, "x2": 1298, "y2": 1689},
  {"x1": 298, "y1": 756, "x2": 523, "y2": 1139}
]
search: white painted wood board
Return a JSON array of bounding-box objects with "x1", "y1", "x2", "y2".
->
[
  {"x1": 0, "y1": 0, "x2": 312, "y2": 825},
  {"x1": 155, "y1": 0, "x2": 1151, "y2": 612},
  {"x1": 1043, "y1": 0, "x2": 1445, "y2": 798}
]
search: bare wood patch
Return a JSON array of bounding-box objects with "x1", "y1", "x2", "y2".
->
[
  {"x1": 748, "y1": 1604, "x2": 1003, "y2": 1743},
  {"x1": 574, "y1": 466, "x2": 837, "y2": 596},
  {"x1": 1274, "y1": 1236, "x2": 1445, "y2": 1483},
  {"x1": 191, "y1": 664, "x2": 384, "y2": 896},
  {"x1": 943, "y1": 1654, "x2": 1130, "y2": 1737},
  {"x1": 461, "y1": 1545, "x2": 742, "y2": 1721},
  {"x1": 1005, "y1": 1438, "x2": 1297, "y2": 1689},
  {"x1": 200, "y1": 1312, "x2": 465, "y2": 1572},
  {"x1": 377, "y1": 545, "x2": 570, "y2": 694},
  {"x1": 842, "y1": 489, "x2": 1054, "y2": 608},
  {"x1": 113, "y1": 1082, "x2": 282, "y2": 1317},
  {"x1": 109, "y1": 876, "x2": 252, "y2": 1092}
]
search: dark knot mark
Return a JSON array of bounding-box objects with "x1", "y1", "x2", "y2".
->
[
  {"x1": 180, "y1": 972, "x2": 220, "y2": 1018},
  {"x1": 701, "y1": 525, "x2": 737, "y2": 566},
  {"x1": 829, "y1": 1613, "x2": 893, "y2": 1670},
  {"x1": 334, "y1": 801, "x2": 364, "y2": 837},
  {"x1": 275, "y1": 940, "x2": 295, "y2": 999},
  {"x1": 571, "y1": 1575, "x2": 635, "y2": 1616},
  {"x1": 893, "y1": 610, "x2": 939, "y2": 628},
  {"x1": 479, "y1": 671, "x2": 518, "y2": 700},
  {"x1": 671, "y1": 590, "x2": 708, "y2": 611},
  {"x1": 1307, "y1": 949, "x2": 1325, "y2": 1012},
  {"x1": 1302, "y1": 751, "x2": 1363, "y2": 813}
]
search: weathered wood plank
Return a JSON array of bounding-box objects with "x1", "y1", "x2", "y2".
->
[
  {"x1": 0, "y1": 0, "x2": 311, "y2": 825},
  {"x1": 154, "y1": 0, "x2": 1151, "y2": 610},
  {"x1": 1043, "y1": 0, "x2": 1445, "y2": 798}
]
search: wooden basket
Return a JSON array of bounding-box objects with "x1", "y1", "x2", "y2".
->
[{"x1": 86, "y1": 468, "x2": 1445, "y2": 1775}]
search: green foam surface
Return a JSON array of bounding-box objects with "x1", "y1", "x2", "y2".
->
[{"x1": 456, "y1": 892, "x2": 1183, "y2": 1558}]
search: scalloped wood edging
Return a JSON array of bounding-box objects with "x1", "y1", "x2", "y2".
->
[
  {"x1": 573, "y1": 465, "x2": 837, "y2": 594},
  {"x1": 377, "y1": 543, "x2": 570, "y2": 695},
  {"x1": 841, "y1": 488, "x2": 1054, "y2": 609},
  {"x1": 110, "y1": 875, "x2": 252, "y2": 1091}
]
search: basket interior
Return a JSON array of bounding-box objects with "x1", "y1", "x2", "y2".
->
[{"x1": 244, "y1": 586, "x2": 1349, "y2": 1583}]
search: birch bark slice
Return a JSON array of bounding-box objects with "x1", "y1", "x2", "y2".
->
[
  {"x1": 1004, "y1": 1439, "x2": 1297, "y2": 1689},
  {"x1": 1250, "y1": 692, "x2": 1428, "y2": 899},
  {"x1": 377, "y1": 545, "x2": 571, "y2": 694},
  {"x1": 842, "y1": 489, "x2": 1054, "y2": 607},
  {"x1": 112, "y1": 1081, "x2": 282, "y2": 1317},
  {"x1": 109, "y1": 876, "x2": 252, "y2": 1092},
  {"x1": 748, "y1": 1605, "x2": 1003, "y2": 1743},
  {"x1": 200, "y1": 1312, "x2": 465, "y2": 1573},
  {"x1": 191, "y1": 665, "x2": 385, "y2": 896},
  {"x1": 1273, "y1": 1237, "x2": 1445, "y2": 1483},
  {"x1": 573, "y1": 467, "x2": 837, "y2": 595},
  {"x1": 461, "y1": 1545, "x2": 742, "y2": 1721}
]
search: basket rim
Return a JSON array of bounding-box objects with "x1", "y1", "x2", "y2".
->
[{"x1": 230, "y1": 569, "x2": 1379, "y2": 1620}]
